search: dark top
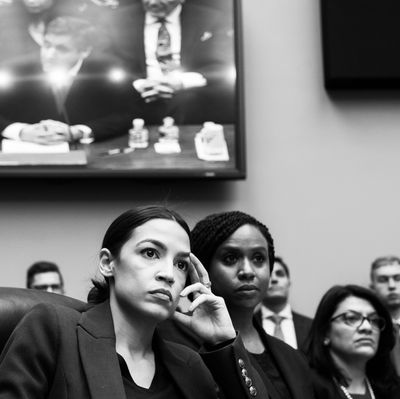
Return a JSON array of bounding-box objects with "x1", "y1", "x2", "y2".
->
[{"x1": 118, "y1": 354, "x2": 184, "y2": 399}]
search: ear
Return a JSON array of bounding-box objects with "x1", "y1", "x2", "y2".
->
[{"x1": 99, "y1": 248, "x2": 115, "y2": 278}]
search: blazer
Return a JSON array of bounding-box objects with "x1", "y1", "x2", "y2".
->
[
  {"x1": 0, "y1": 55, "x2": 140, "y2": 141},
  {"x1": 255, "y1": 308, "x2": 313, "y2": 352},
  {"x1": 310, "y1": 368, "x2": 400, "y2": 399},
  {"x1": 159, "y1": 316, "x2": 316, "y2": 399},
  {"x1": 99, "y1": 2, "x2": 235, "y2": 124},
  {"x1": 0, "y1": 301, "x2": 268, "y2": 399}
]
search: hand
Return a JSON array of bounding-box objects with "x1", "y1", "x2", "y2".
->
[
  {"x1": 172, "y1": 253, "x2": 236, "y2": 346},
  {"x1": 19, "y1": 123, "x2": 67, "y2": 145},
  {"x1": 133, "y1": 78, "x2": 174, "y2": 102},
  {"x1": 39, "y1": 120, "x2": 74, "y2": 142}
]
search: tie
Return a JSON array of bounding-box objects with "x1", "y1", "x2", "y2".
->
[
  {"x1": 156, "y1": 19, "x2": 179, "y2": 73},
  {"x1": 269, "y1": 314, "x2": 285, "y2": 341},
  {"x1": 392, "y1": 322, "x2": 400, "y2": 375}
]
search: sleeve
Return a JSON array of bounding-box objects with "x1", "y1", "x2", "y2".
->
[
  {"x1": 0, "y1": 304, "x2": 60, "y2": 399},
  {"x1": 200, "y1": 333, "x2": 270, "y2": 399}
]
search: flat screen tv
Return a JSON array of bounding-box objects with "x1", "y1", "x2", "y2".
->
[
  {"x1": 321, "y1": 0, "x2": 400, "y2": 90},
  {"x1": 0, "y1": 0, "x2": 245, "y2": 179}
]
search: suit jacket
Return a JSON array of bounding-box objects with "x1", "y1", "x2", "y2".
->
[
  {"x1": 0, "y1": 301, "x2": 268, "y2": 399},
  {"x1": 310, "y1": 368, "x2": 400, "y2": 399},
  {"x1": 0, "y1": 55, "x2": 140, "y2": 141},
  {"x1": 159, "y1": 316, "x2": 315, "y2": 399},
  {"x1": 99, "y1": 1, "x2": 235, "y2": 124},
  {"x1": 255, "y1": 308, "x2": 313, "y2": 352}
]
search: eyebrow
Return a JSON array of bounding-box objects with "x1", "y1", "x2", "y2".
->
[{"x1": 136, "y1": 239, "x2": 190, "y2": 257}]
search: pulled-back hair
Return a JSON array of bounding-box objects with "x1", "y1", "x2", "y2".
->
[{"x1": 87, "y1": 206, "x2": 190, "y2": 304}]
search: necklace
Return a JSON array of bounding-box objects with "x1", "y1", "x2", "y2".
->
[{"x1": 339, "y1": 378, "x2": 376, "y2": 399}]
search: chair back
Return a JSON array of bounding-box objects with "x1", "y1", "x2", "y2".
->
[{"x1": 0, "y1": 287, "x2": 87, "y2": 352}]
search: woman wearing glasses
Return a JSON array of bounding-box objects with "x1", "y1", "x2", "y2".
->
[{"x1": 306, "y1": 284, "x2": 400, "y2": 399}]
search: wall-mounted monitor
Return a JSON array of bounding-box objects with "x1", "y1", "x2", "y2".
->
[
  {"x1": 321, "y1": 0, "x2": 400, "y2": 90},
  {"x1": 0, "y1": 0, "x2": 245, "y2": 179}
]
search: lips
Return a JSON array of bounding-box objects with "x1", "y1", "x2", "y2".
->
[
  {"x1": 236, "y1": 284, "x2": 259, "y2": 293},
  {"x1": 355, "y1": 338, "x2": 375, "y2": 345},
  {"x1": 149, "y1": 289, "x2": 172, "y2": 301}
]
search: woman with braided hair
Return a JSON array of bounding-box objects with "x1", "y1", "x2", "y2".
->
[{"x1": 160, "y1": 210, "x2": 315, "y2": 399}]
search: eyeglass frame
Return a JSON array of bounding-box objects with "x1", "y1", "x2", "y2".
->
[{"x1": 330, "y1": 310, "x2": 386, "y2": 331}]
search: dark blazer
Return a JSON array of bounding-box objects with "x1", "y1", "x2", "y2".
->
[
  {"x1": 0, "y1": 55, "x2": 140, "y2": 141},
  {"x1": 310, "y1": 368, "x2": 400, "y2": 399},
  {"x1": 159, "y1": 316, "x2": 315, "y2": 399},
  {"x1": 255, "y1": 308, "x2": 313, "y2": 352},
  {"x1": 100, "y1": 1, "x2": 235, "y2": 124},
  {"x1": 0, "y1": 301, "x2": 268, "y2": 399}
]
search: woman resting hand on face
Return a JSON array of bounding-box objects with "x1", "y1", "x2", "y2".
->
[
  {"x1": 0, "y1": 206, "x2": 268, "y2": 399},
  {"x1": 160, "y1": 211, "x2": 316, "y2": 399},
  {"x1": 306, "y1": 284, "x2": 400, "y2": 399}
]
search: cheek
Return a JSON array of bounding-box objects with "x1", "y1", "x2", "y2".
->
[{"x1": 209, "y1": 267, "x2": 235, "y2": 294}]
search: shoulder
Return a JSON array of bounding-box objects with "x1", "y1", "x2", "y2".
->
[{"x1": 293, "y1": 311, "x2": 313, "y2": 324}]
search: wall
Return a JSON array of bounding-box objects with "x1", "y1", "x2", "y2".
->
[{"x1": 2, "y1": 0, "x2": 400, "y2": 316}]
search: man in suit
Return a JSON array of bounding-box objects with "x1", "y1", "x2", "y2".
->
[
  {"x1": 256, "y1": 257, "x2": 313, "y2": 351},
  {"x1": 370, "y1": 255, "x2": 400, "y2": 375},
  {"x1": 100, "y1": 0, "x2": 235, "y2": 124},
  {"x1": 0, "y1": 15, "x2": 136, "y2": 144},
  {"x1": 26, "y1": 261, "x2": 65, "y2": 295}
]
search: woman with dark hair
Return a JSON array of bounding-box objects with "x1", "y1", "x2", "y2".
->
[
  {"x1": 160, "y1": 211, "x2": 315, "y2": 399},
  {"x1": 0, "y1": 206, "x2": 268, "y2": 399},
  {"x1": 306, "y1": 284, "x2": 400, "y2": 399}
]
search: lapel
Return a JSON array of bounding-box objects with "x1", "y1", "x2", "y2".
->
[
  {"x1": 77, "y1": 301, "x2": 127, "y2": 399},
  {"x1": 155, "y1": 331, "x2": 215, "y2": 399}
]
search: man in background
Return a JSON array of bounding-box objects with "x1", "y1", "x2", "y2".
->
[
  {"x1": 26, "y1": 261, "x2": 65, "y2": 294},
  {"x1": 370, "y1": 255, "x2": 400, "y2": 375},
  {"x1": 256, "y1": 257, "x2": 312, "y2": 351}
]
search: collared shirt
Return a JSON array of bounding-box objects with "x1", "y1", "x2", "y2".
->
[
  {"x1": 261, "y1": 304, "x2": 298, "y2": 349},
  {"x1": 144, "y1": 5, "x2": 182, "y2": 79}
]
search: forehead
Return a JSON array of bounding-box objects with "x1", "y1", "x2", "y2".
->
[
  {"x1": 220, "y1": 224, "x2": 268, "y2": 249},
  {"x1": 32, "y1": 271, "x2": 61, "y2": 285},
  {"x1": 127, "y1": 218, "x2": 190, "y2": 250},
  {"x1": 372, "y1": 263, "x2": 400, "y2": 277},
  {"x1": 335, "y1": 295, "x2": 376, "y2": 314}
]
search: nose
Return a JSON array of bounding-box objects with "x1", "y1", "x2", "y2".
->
[
  {"x1": 45, "y1": 286, "x2": 55, "y2": 293},
  {"x1": 155, "y1": 260, "x2": 175, "y2": 285},
  {"x1": 238, "y1": 258, "x2": 255, "y2": 280},
  {"x1": 358, "y1": 318, "x2": 373, "y2": 332},
  {"x1": 388, "y1": 277, "x2": 396, "y2": 289}
]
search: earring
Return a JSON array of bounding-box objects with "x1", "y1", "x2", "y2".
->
[{"x1": 323, "y1": 338, "x2": 330, "y2": 346}]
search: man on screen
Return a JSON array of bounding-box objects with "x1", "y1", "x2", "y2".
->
[
  {"x1": 100, "y1": 0, "x2": 235, "y2": 125},
  {"x1": 0, "y1": 15, "x2": 136, "y2": 144}
]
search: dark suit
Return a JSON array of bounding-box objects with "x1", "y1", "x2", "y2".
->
[
  {"x1": 0, "y1": 55, "x2": 140, "y2": 142},
  {"x1": 99, "y1": 1, "x2": 235, "y2": 124},
  {"x1": 310, "y1": 368, "x2": 400, "y2": 399},
  {"x1": 0, "y1": 301, "x2": 269, "y2": 399},
  {"x1": 255, "y1": 308, "x2": 313, "y2": 352},
  {"x1": 159, "y1": 316, "x2": 315, "y2": 399}
]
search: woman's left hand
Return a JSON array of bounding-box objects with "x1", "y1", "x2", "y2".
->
[{"x1": 172, "y1": 253, "x2": 236, "y2": 345}]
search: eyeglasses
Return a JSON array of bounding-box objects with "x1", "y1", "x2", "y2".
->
[{"x1": 330, "y1": 311, "x2": 386, "y2": 331}]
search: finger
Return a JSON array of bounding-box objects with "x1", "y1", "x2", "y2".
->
[
  {"x1": 189, "y1": 293, "x2": 216, "y2": 313},
  {"x1": 171, "y1": 309, "x2": 191, "y2": 327},
  {"x1": 190, "y1": 253, "x2": 211, "y2": 286},
  {"x1": 180, "y1": 281, "x2": 210, "y2": 298}
]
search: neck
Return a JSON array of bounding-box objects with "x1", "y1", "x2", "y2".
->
[
  {"x1": 331, "y1": 352, "x2": 368, "y2": 393},
  {"x1": 388, "y1": 306, "x2": 400, "y2": 321},
  {"x1": 262, "y1": 299, "x2": 287, "y2": 314},
  {"x1": 109, "y1": 295, "x2": 156, "y2": 357}
]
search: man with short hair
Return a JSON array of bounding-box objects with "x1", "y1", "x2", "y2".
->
[
  {"x1": 0, "y1": 15, "x2": 135, "y2": 144},
  {"x1": 370, "y1": 255, "x2": 400, "y2": 374},
  {"x1": 26, "y1": 261, "x2": 65, "y2": 294},
  {"x1": 256, "y1": 257, "x2": 312, "y2": 351}
]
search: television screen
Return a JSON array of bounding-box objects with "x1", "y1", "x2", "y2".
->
[{"x1": 0, "y1": 0, "x2": 245, "y2": 179}]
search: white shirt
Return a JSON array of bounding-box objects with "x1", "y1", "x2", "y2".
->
[
  {"x1": 144, "y1": 5, "x2": 182, "y2": 79},
  {"x1": 260, "y1": 303, "x2": 298, "y2": 349}
]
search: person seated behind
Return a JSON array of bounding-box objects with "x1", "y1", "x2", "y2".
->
[
  {"x1": 306, "y1": 284, "x2": 400, "y2": 399},
  {"x1": 369, "y1": 255, "x2": 400, "y2": 375},
  {"x1": 0, "y1": 206, "x2": 269, "y2": 399},
  {"x1": 255, "y1": 256, "x2": 312, "y2": 351},
  {"x1": 160, "y1": 210, "x2": 315, "y2": 399},
  {"x1": 0, "y1": 15, "x2": 136, "y2": 144},
  {"x1": 26, "y1": 260, "x2": 65, "y2": 294}
]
